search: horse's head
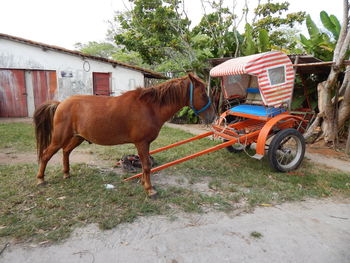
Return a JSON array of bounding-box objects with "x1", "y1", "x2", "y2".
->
[{"x1": 187, "y1": 73, "x2": 217, "y2": 124}]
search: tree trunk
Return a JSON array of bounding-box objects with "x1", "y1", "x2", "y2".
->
[
  {"x1": 309, "y1": 0, "x2": 350, "y2": 145},
  {"x1": 346, "y1": 124, "x2": 350, "y2": 154},
  {"x1": 338, "y1": 69, "x2": 350, "y2": 128},
  {"x1": 318, "y1": 80, "x2": 337, "y2": 143}
]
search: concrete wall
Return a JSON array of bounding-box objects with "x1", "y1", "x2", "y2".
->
[{"x1": 0, "y1": 38, "x2": 144, "y2": 116}]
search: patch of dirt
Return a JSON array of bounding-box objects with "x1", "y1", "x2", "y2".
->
[
  {"x1": 153, "y1": 174, "x2": 214, "y2": 195},
  {"x1": 307, "y1": 140, "x2": 350, "y2": 161},
  {"x1": 0, "y1": 149, "x2": 110, "y2": 166},
  {"x1": 0, "y1": 117, "x2": 32, "y2": 124}
]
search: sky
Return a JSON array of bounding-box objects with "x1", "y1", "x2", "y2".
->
[{"x1": 0, "y1": 0, "x2": 344, "y2": 50}]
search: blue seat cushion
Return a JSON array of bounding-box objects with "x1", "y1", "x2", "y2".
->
[
  {"x1": 230, "y1": 105, "x2": 286, "y2": 117},
  {"x1": 247, "y1": 88, "x2": 260, "y2": 94}
]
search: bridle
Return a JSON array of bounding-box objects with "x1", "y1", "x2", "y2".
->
[{"x1": 189, "y1": 81, "x2": 212, "y2": 116}]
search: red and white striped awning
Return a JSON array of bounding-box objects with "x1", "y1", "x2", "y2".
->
[{"x1": 210, "y1": 51, "x2": 295, "y2": 107}]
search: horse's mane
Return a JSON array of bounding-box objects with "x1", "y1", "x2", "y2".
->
[{"x1": 137, "y1": 75, "x2": 189, "y2": 106}]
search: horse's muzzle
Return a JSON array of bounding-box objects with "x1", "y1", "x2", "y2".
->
[{"x1": 203, "y1": 111, "x2": 217, "y2": 125}]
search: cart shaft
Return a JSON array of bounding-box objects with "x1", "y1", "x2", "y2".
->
[
  {"x1": 124, "y1": 138, "x2": 239, "y2": 181},
  {"x1": 149, "y1": 131, "x2": 214, "y2": 155}
]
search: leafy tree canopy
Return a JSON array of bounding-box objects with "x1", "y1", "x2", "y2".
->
[
  {"x1": 114, "y1": 0, "x2": 191, "y2": 65},
  {"x1": 252, "y1": 0, "x2": 306, "y2": 50},
  {"x1": 74, "y1": 41, "x2": 118, "y2": 59}
]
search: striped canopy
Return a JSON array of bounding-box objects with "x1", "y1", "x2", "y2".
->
[{"x1": 210, "y1": 51, "x2": 295, "y2": 107}]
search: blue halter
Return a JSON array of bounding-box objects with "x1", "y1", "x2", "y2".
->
[{"x1": 189, "y1": 81, "x2": 211, "y2": 116}]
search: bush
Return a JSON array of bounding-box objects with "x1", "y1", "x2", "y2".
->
[{"x1": 171, "y1": 106, "x2": 199, "y2": 124}]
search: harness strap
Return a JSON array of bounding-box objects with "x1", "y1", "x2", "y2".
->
[{"x1": 189, "y1": 81, "x2": 211, "y2": 116}]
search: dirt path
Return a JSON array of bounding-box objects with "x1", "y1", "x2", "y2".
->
[
  {"x1": 0, "y1": 149, "x2": 98, "y2": 165},
  {"x1": 2, "y1": 198, "x2": 349, "y2": 263}
]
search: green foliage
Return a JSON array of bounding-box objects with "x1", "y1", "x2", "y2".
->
[
  {"x1": 242, "y1": 24, "x2": 271, "y2": 55},
  {"x1": 299, "y1": 13, "x2": 338, "y2": 61},
  {"x1": 173, "y1": 106, "x2": 199, "y2": 124},
  {"x1": 74, "y1": 41, "x2": 119, "y2": 59},
  {"x1": 191, "y1": 2, "x2": 241, "y2": 58},
  {"x1": 112, "y1": 50, "x2": 148, "y2": 67},
  {"x1": 243, "y1": 24, "x2": 256, "y2": 55},
  {"x1": 114, "y1": 0, "x2": 191, "y2": 65},
  {"x1": 259, "y1": 29, "x2": 270, "y2": 52},
  {"x1": 320, "y1": 11, "x2": 341, "y2": 40},
  {"x1": 107, "y1": 0, "x2": 309, "y2": 73},
  {"x1": 252, "y1": 0, "x2": 306, "y2": 50},
  {"x1": 306, "y1": 14, "x2": 320, "y2": 38}
]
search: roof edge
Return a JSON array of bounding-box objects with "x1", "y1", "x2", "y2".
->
[{"x1": 0, "y1": 33, "x2": 167, "y2": 79}]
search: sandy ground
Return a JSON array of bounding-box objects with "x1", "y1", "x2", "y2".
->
[
  {"x1": 1, "y1": 119, "x2": 350, "y2": 262},
  {"x1": 1, "y1": 199, "x2": 350, "y2": 263}
]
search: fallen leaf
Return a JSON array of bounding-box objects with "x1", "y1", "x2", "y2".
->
[{"x1": 23, "y1": 204, "x2": 37, "y2": 211}]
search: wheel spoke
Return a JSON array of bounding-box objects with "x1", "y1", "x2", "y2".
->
[{"x1": 277, "y1": 137, "x2": 298, "y2": 165}]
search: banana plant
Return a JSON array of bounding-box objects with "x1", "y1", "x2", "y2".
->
[
  {"x1": 299, "y1": 14, "x2": 335, "y2": 61},
  {"x1": 320, "y1": 11, "x2": 341, "y2": 40}
]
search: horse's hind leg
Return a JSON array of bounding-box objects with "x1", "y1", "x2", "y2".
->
[
  {"x1": 62, "y1": 136, "x2": 84, "y2": 179},
  {"x1": 135, "y1": 142, "x2": 157, "y2": 197},
  {"x1": 37, "y1": 143, "x2": 61, "y2": 185}
]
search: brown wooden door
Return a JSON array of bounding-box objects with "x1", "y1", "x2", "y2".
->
[
  {"x1": 32, "y1": 70, "x2": 57, "y2": 108},
  {"x1": 0, "y1": 69, "x2": 28, "y2": 117},
  {"x1": 93, "y1": 72, "x2": 111, "y2": 96}
]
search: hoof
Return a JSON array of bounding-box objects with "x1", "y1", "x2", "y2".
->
[
  {"x1": 63, "y1": 174, "x2": 70, "y2": 179},
  {"x1": 36, "y1": 179, "x2": 47, "y2": 186},
  {"x1": 147, "y1": 188, "x2": 158, "y2": 199}
]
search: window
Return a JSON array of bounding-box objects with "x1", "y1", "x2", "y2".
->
[{"x1": 268, "y1": 66, "x2": 285, "y2": 85}]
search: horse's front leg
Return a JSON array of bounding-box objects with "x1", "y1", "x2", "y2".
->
[{"x1": 135, "y1": 142, "x2": 157, "y2": 197}]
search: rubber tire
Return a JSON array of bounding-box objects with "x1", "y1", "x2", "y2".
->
[{"x1": 268, "y1": 128, "x2": 305, "y2": 172}]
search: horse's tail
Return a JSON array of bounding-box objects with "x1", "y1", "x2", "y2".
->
[{"x1": 33, "y1": 101, "x2": 60, "y2": 161}]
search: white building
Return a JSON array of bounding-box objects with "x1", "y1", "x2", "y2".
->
[{"x1": 0, "y1": 33, "x2": 165, "y2": 117}]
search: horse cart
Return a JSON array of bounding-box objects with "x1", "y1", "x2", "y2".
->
[{"x1": 125, "y1": 51, "x2": 306, "y2": 182}]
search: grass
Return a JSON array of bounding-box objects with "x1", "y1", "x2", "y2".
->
[
  {"x1": 0, "y1": 122, "x2": 35, "y2": 151},
  {"x1": 250, "y1": 231, "x2": 263, "y2": 239},
  {"x1": 0, "y1": 122, "x2": 349, "y2": 243}
]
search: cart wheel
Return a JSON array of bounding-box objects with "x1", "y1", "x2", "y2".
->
[
  {"x1": 224, "y1": 139, "x2": 246, "y2": 153},
  {"x1": 268, "y1": 128, "x2": 305, "y2": 172}
]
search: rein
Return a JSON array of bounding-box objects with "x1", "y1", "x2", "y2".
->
[{"x1": 189, "y1": 81, "x2": 211, "y2": 115}]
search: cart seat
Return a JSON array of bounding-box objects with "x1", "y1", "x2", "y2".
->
[{"x1": 229, "y1": 105, "x2": 286, "y2": 118}]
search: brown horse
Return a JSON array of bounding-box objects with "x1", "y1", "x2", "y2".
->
[{"x1": 33, "y1": 73, "x2": 216, "y2": 197}]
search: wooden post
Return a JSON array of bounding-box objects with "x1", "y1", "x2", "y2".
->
[{"x1": 289, "y1": 55, "x2": 299, "y2": 111}]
